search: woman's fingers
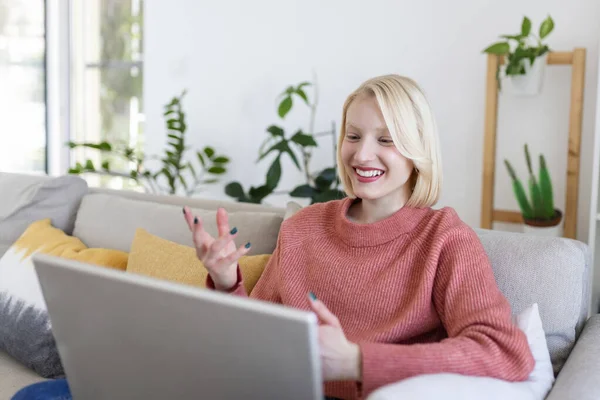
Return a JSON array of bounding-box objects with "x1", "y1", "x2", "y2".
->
[
  {"x1": 183, "y1": 206, "x2": 195, "y2": 231},
  {"x1": 205, "y1": 228, "x2": 239, "y2": 263},
  {"x1": 214, "y1": 242, "x2": 252, "y2": 268},
  {"x1": 308, "y1": 294, "x2": 341, "y2": 328},
  {"x1": 216, "y1": 208, "x2": 231, "y2": 237}
]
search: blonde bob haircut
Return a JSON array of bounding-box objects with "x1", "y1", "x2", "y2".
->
[{"x1": 336, "y1": 74, "x2": 442, "y2": 208}]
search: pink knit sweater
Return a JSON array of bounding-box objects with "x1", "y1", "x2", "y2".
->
[{"x1": 208, "y1": 198, "x2": 535, "y2": 399}]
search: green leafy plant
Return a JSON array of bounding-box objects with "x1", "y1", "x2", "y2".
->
[
  {"x1": 68, "y1": 91, "x2": 230, "y2": 196},
  {"x1": 225, "y1": 80, "x2": 345, "y2": 204},
  {"x1": 483, "y1": 15, "x2": 554, "y2": 88},
  {"x1": 504, "y1": 144, "x2": 558, "y2": 221}
]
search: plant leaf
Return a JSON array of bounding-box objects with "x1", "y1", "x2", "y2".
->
[
  {"x1": 203, "y1": 178, "x2": 219, "y2": 184},
  {"x1": 266, "y1": 156, "x2": 282, "y2": 189},
  {"x1": 257, "y1": 140, "x2": 300, "y2": 169},
  {"x1": 213, "y1": 156, "x2": 230, "y2": 164},
  {"x1": 208, "y1": 166, "x2": 226, "y2": 174},
  {"x1": 101, "y1": 160, "x2": 110, "y2": 171},
  {"x1": 482, "y1": 42, "x2": 510, "y2": 55},
  {"x1": 197, "y1": 151, "x2": 206, "y2": 167},
  {"x1": 297, "y1": 81, "x2": 311, "y2": 89},
  {"x1": 84, "y1": 160, "x2": 95, "y2": 171},
  {"x1": 315, "y1": 167, "x2": 337, "y2": 189},
  {"x1": 539, "y1": 16, "x2": 554, "y2": 39},
  {"x1": 267, "y1": 125, "x2": 285, "y2": 137},
  {"x1": 296, "y1": 89, "x2": 309, "y2": 105},
  {"x1": 225, "y1": 182, "x2": 245, "y2": 198},
  {"x1": 278, "y1": 96, "x2": 293, "y2": 119},
  {"x1": 289, "y1": 184, "x2": 315, "y2": 198},
  {"x1": 248, "y1": 185, "x2": 273, "y2": 202},
  {"x1": 290, "y1": 131, "x2": 318, "y2": 147},
  {"x1": 187, "y1": 162, "x2": 197, "y2": 178},
  {"x1": 500, "y1": 34, "x2": 524, "y2": 40},
  {"x1": 204, "y1": 147, "x2": 215, "y2": 159},
  {"x1": 521, "y1": 16, "x2": 532, "y2": 36},
  {"x1": 312, "y1": 189, "x2": 346, "y2": 204},
  {"x1": 179, "y1": 175, "x2": 188, "y2": 190}
]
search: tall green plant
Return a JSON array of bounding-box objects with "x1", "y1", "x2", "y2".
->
[
  {"x1": 225, "y1": 80, "x2": 345, "y2": 204},
  {"x1": 504, "y1": 144, "x2": 556, "y2": 220},
  {"x1": 68, "y1": 91, "x2": 230, "y2": 196}
]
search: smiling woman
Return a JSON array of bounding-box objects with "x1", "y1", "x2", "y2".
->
[{"x1": 183, "y1": 74, "x2": 535, "y2": 400}]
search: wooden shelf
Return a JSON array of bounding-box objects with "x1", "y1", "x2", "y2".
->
[{"x1": 480, "y1": 49, "x2": 587, "y2": 240}]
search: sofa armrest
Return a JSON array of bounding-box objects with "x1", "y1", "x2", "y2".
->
[{"x1": 546, "y1": 314, "x2": 600, "y2": 400}]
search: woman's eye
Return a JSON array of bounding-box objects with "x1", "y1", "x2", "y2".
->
[
  {"x1": 380, "y1": 138, "x2": 393, "y2": 144},
  {"x1": 346, "y1": 134, "x2": 359, "y2": 140}
]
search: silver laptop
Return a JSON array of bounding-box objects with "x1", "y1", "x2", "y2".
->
[{"x1": 32, "y1": 253, "x2": 323, "y2": 400}]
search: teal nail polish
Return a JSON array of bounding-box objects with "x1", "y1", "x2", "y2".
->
[
  {"x1": 194, "y1": 217, "x2": 198, "y2": 224},
  {"x1": 309, "y1": 291, "x2": 317, "y2": 301},
  {"x1": 182, "y1": 207, "x2": 185, "y2": 214},
  {"x1": 230, "y1": 227, "x2": 238, "y2": 235},
  {"x1": 245, "y1": 242, "x2": 251, "y2": 249}
]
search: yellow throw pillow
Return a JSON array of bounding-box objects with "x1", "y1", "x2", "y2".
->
[
  {"x1": 0, "y1": 219, "x2": 128, "y2": 378},
  {"x1": 127, "y1": 228, "x2": 270, "y2": 294},
  {"x1": 12, "y1": 218, "x2": 129, "y2": 270}
]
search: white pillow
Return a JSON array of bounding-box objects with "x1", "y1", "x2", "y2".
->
[{"x1": 366, "y1": 303, "x2": 554, "y2": 400}]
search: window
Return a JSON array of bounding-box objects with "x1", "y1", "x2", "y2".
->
[
  {"x1": 0, "y1": 0, "x2": 47, "y2": 173},
  {"x1": 70, "y1": 0, "x2": 144, "y2": 189}
]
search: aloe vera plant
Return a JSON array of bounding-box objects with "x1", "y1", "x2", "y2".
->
[{"x1": 504, "y1": 144, "x2": 556, "y2": 221}]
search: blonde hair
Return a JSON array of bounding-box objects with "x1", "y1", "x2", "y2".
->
[{"x1": 336, "y1": 74, "x2": 442, "y2": 208}]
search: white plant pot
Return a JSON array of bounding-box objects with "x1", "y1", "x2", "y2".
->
[
  {"x1": 523, "y1": 223, "x2": 562, "y2": 237},
  {"x1": 503, "y1": 53, "x2": 548, "y2": 97}
]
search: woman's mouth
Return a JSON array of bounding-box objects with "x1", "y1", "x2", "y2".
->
[{"x1": 354, "y1": 167, "x2": 385, "y2": 183}]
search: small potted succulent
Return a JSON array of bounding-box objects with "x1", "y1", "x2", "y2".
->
[
  {"x1": 483, "y1": 15, "x2": 555, "y2": 96},
  {"x1": 504, "y1": 144, "x2": 562, "y2": 237}
]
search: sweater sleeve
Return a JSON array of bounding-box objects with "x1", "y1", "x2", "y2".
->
[
  {"x1": 248, "y1": 232, "x2": 282, "y2": 303},
  {"x1": 357, "y1": 226, "x2": 535, "y2": 397}
]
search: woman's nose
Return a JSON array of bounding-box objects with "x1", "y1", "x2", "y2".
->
[{"x1": 353, "y1": 140, "x2": 376, "y2": 162}]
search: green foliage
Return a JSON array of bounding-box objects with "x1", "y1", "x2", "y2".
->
[
  {"x1": 504, "y1": 144, "x2": 557, "y2": 221},
  {"x1": 225, "y1": 80, "x2": 345, "y2": 205},
  {"x1": 68, "y1": 91, "x2": 230, "y2": 196},
  {"x1": 483, "y1": 15, "x2": 554, "y2": 88}
]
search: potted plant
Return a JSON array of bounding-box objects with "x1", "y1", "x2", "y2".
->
[
  {"x1": 67, "y1": 91, "x2": 230, "y2": 196},
  {"x1": 504, "y1": 144, "x2": 562, "y2": 236},
  {"x1": 483, "y1": 15, "x2": 555, "y2": 96}
]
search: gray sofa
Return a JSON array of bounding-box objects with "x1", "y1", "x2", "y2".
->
[{"x1": 0, "y1": 172, "x2": 598, "y2": 399}]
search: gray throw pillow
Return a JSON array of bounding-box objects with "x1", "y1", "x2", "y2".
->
[{"x1": 0, "y1": 173, "x2": 88, "y2": 254}]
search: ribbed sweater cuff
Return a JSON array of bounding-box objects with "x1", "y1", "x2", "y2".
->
[{"x1": 205, "y1": 265, "x2": 247, "y2": 296}]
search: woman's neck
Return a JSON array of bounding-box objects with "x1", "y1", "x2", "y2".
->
[{"x1": 348, "y1": 195, "x2": 408, "y2": 224}]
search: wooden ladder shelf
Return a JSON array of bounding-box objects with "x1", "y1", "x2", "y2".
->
[{"x1": 480, "y1": 49, "x2": 586, "y2": 239}]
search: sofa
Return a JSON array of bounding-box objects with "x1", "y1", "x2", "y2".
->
[{"x1": 0, "y1": 172, "x2": 599, "y2": 399}]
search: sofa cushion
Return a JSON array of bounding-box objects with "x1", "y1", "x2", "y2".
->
[
  {"x1": 366, "y1": 303, "x2": 554, "y2": 400},
  {"x1": 73, "y1": 193, "x2": 283, "y2": 255},
  {"x1": 127, "y1": 228, "x2": 270, "y2": 294},
  {"x1": 476, "y1": 228, "x2": 591, "y2": 375},
  {"x1": 0, "y1": 173, "x2": 88, "y2": 257},
  {"x1": 0, "y1": 219, "x2": 129, "y2": 378}
]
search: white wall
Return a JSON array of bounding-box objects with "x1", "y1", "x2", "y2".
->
[{"x1": 143, "y1": 0, "x2": 599, "y2": 243}]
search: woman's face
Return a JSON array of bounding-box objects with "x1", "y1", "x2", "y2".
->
[{"x1": 341, "y1": 94, "x2": 414, "y2": 204}]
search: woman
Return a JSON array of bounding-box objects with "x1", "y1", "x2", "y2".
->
[{"x1": 181, "y1": 74, "x2": 534, "y2": 400}]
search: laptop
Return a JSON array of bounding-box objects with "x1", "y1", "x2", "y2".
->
[{"x1": 32, "y1": 253, "x2": 323, "y2": 400}]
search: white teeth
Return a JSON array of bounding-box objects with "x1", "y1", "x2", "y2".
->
[{"x1": 356, "y1": 168, "x2": 383, "y2": 177}]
